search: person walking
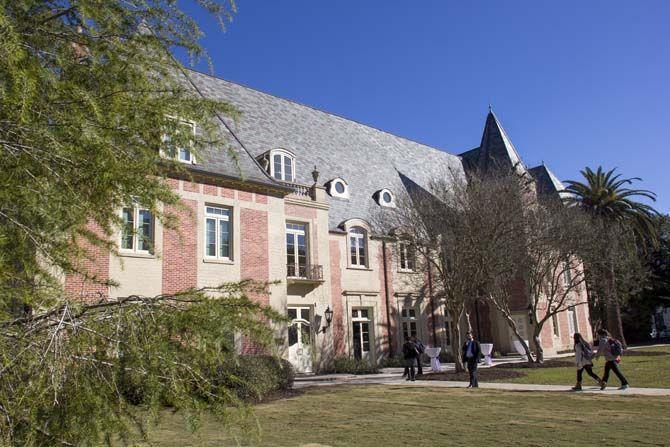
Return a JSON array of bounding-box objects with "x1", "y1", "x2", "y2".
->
[
  {"x1": 461, "y1": 332, "x2": 481, "y2": 388},
  {"x1": 402, "y1": 336, "x2": 418, "y2": 381},
  {"x1": 412, "y1": 336, "x2": 425, "y2": 376},
  {"x1": 571, "y1": 332, "x2": 602, "y2": 391},
  {"x1": 594, "y1": 328, "x2": 629, "y2": 390}
]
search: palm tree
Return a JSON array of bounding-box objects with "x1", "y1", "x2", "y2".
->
[{"x1": 563, "y1": 167, "x2": 659, "y2": 344}]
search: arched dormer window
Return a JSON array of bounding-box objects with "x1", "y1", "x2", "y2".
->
[
  {"x1": 349, "y1": 226, "x2": 368, "y2": 268},
  {"x1": 264, "y1": 149, "x2": 295, "y2": 182}
]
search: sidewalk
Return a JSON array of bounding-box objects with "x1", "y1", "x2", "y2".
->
[{"x1": 293, "y1": 373, "x2": 670, "y2": 396}]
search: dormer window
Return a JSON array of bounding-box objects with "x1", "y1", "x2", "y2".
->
[
  {"x1": 163, "y1": 119, "x2": 196, "y2": 164},
  {"x1": 267, "y1": 149, "x2": 295, "y2": 182},
  {"x1": 327, "y1": 178, "x2": 349, "y2": 199},
  {"x1": 374, "y1": 189, "x2": 395, "y2": 207}
]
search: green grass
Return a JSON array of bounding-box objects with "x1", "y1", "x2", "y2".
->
[
  {"x1": 494, "y1": 345, "x2": 670, "y2": 388},
  {"x1": 139, "y1": 385, "x2": 670, "y2": 446}
]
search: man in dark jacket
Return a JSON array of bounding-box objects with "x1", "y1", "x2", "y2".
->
[
  {"x1": 462, "y1": 332, "x2": 481, "y2": 388},
  {"x1": 402, "y1": 336, "x2": 418, "y2": 381},
  {"x1": 412, "y1": 336, "x2": 425, "y2": 375}
]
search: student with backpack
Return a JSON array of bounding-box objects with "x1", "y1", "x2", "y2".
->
[
  {"x1": 571, "y1": 332, "x2": 603, "y2": 391},
  {"x1": 594, "y1": 328, "x2": 629, "y2": 390}
]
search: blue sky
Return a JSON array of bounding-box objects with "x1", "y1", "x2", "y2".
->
[{"x1": 179, "y1": 1, "x2": 669, "y2": 212}]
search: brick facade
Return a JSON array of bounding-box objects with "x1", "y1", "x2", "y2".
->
[
  {"x1": 162, "y1": 199, "x2": 198, "y2": 294},
  {"x1": 64, "y1": 222, "x2": 110, "y2": 301},
  {"x1": 329, "y1": 240, "x2": 346, "y2": 356}
]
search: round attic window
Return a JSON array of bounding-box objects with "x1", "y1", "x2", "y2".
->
[
  {"x1": 335, "y1": 181, "x2": 345, "y2": 194},
  {"x1": 382, "y1": 191, "x2": 392, "y2": 203}
]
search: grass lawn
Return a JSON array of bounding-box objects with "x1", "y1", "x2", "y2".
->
[
  {"x1": 492, "y1": 345, "x2": 670, "y2": 388},
  {"x1": 141, "y1": 385, "x2": 670, "y2": 446}
]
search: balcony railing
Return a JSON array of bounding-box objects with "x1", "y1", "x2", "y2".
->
[
  {"x1": 287, "y1": 263, "x2": 324, "y2": 282},
  {"x1": 281, "y1": 181, "x2": 313, "y2": 199}
]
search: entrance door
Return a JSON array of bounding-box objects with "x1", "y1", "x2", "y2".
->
[
  {"x1": 288, "y1": 307, "x2": 313, "y2": 373},
  {"x1": 351, "y1": 308, "x2": 372, "y2": 362},
  {"x1": 286, "y1": 223, "x2": 307, "y2": 278}
]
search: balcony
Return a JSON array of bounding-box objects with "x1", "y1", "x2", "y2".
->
[{"x1": 287, "y1": 263, "x2": 324, "y2": 284}]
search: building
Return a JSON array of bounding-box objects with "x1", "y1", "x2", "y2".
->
[{"x1": 64, "y1": 70, "x2": 591, "y2": 373}]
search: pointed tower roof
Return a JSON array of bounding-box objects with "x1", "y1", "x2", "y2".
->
[
  {"x1": 477, "y1": 109, "x2": 526, "y2": 174},
  {"x1": 528, "y1": 164, "x2": 565, "y2": 198}
]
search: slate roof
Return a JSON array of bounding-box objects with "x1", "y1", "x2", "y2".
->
[
  {"x1": 186, "y1": 69, "x2": 466, "y2": 230},
  {"x1": 459, "y1": 110, "x2": 527, "y2": 176},
  {"x1": 528, "y1": 164, "x2": 565, "y2": 198}
]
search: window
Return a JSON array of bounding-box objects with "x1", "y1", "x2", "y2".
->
[
  {"x1": 374, "y1": 188, "x2": 395, "y2": 207},
  {"x1": 163, "y1": 120, "x2": 196, "y2": 164},
  {"x1": 204, "y1": 205, "x2": 232, "y2": 260},
  {"x1": 286, "y1": 222, "x2": 308, "y2": 277},
  {"x1": 567, "y1": 306, "x2": 578, "y2": 335},
  {"x1": 349, "y1": 227, "x2": 367, "y2": 268},
  {"x1": 563, "y1": 261, "x2": 573, "y2": 285},
  {"x1": 398, "y1": 241, "x2": 415, "y2": 271},
  {"x1": 351, "y1": 308, "x2": 371, "y2": 360},
  {"x1": 120, "y1": 206, "x2": 154, "y2": 254},
  {"x1": 269, "y1": 150, "x2": 295, "y2": 182},
  {"x1": 327, "y1": 178, "x2": 349, "y2": 198},
  {"x1": 401, "y1": 306, "x2": 418, "y2": 339},
  {"x1": 552, "y1": 313, "x2": 560, "y2": 337}
]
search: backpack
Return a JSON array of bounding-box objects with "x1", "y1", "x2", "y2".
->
[
  {"x1": 608, "y1": 338, "x2": 623, "y2": 357},
  {"x1": 579, "y1": 341, "x2": 594, "y2": 361}
]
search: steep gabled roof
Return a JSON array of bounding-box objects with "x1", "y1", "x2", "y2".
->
[
  {"x1": 529, "y1": 164, "x2": 565, "y2": 198},
  {"x1": 460, "y1": 110, "x2": 526, "y2": 176}
]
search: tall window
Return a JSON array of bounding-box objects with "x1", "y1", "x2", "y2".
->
[
  {"x1": 401, "y1": 306, "x2": 417, "y2": 339},
  {"x1": 552, "y1": 313, "x2": 560, "y2": 337},
  {"x1": 205, "y1": 206, "x2": 231, "y2": 260},
  {"x1": 163, "y1": 120, "x2": 196, "y2": 164},
  {"x1": 567, "y1": 306, "x2": 578, "y2": 335},
  {"x1": 349, "y1": 227, "x2": 367, "y2": 268},
  {"x1": 398, "y1": 241, "x2": 415, "y2": 271},
  {"x1": 563, "y1": 261, "x2": 573, "y2": 285},
  {"x1": 351, "y1": 308, "x2": 371, "y2": 360},
  {"x1": 270, "y1": 150, "x2": 295, "y2": 182},
  {"x1": 286, "y1": 222, "x2": 308, "y2": 277},
  {"x1": 121, "y1": 206, "x2": 153, "y2": 254}
]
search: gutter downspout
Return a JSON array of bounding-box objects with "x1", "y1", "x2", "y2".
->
[
  {"x1": 381, "y1": 240, "x2": 394, "y2": 356},
  {"x1": 427, "y1": 257, "x2": 438, "y2": 347}
]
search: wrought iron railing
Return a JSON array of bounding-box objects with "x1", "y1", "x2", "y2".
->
[{"x1": 287, "y1": 263, "x2": 324, "y2": 281}]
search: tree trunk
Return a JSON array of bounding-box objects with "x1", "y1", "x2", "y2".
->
[
  {"x1": 450, "y1": 321, "x2": 464, "y2": 373},
  {"x1": 606, "y1": 264, "x2": 627, "y2": 347},
  {"x1": 532, "y1": 330, "x2": 544, "y2": 363}
]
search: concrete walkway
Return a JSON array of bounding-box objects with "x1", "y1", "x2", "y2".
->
[{"x1": 293, "y1": 373, "x2": 670, "y2": 396}]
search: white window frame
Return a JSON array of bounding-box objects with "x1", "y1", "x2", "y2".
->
[
  {"x1": 376, "y1": 188, "x2": 395, "y2": 208},
  {"x1": 286, "y1": 222, "x2": 309, "y2": 277},
  {"x1": 563, "y1": 261, "x2": 573, "y2": 286},
  {"x1": 400, "y1": 306, "x2": 418, "y2": 339},
  {"x1": 269, "y1": 149, "x2": 295, "y2": 182},
  {"x1": 204, "y1": 205, "x2": 232, "y2": 261},
  {"x1": 551, "y1": 313, "x2": 560, "y2": 338},
  {"x1": 349, "y1": 227, "x2": 368, "y2": 268},
  {"x1": 327, "y1": 178, "x2": 350, "y2": 199},
  {"x1": 567, "y1": 306, "x2": 578, "y2": 335},
  {"x1": 162, "y1": 118, "x2": 196, "y2": 165},
  {"x1": 398, "y1": 241, "x2": 415, "y2": 272},
  {"x1": 120, "y1": 206, "x2": 154, "y2": 254}
]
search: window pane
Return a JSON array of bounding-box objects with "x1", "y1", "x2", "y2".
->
[
  {"x1": 137, "y1": 210, "x2": 153, "y2": 252},
  {"x1": 359, "y1": 242, "x2": 366, "y2": 267},
  {"x1": 121, "y1": 208, "x2": 134, "y2": 250},
  {"x1": 360, "y1": 309, "x2": 368, "y2": 319},
  {"x1": 350, "y1": 237, "x2": 357, "y2": 265},
  {"x1": 219, "y1": 219, "x2": 230, "y2": 258},
  {"x1": 179, "y1": 147, "x2": 191, "y2": 162},
  {"x1": 206, "y1": 218, "x2": 216, "y2": 256},
  {"x1": 288, "y1": 325, "x2": 298, "y2": 346},
  {"x1": 284, "y1": 155, "x2": 293, "y2": 181},
  {"x1": 273, "y1": 154, "x2": 283, "y2": 180},
  {"x1": 286, "y1": 233, "x2": 295, "y2": 273},
  {"x1": 288, "y1": 308, "x2": 297, "y2": 320}
]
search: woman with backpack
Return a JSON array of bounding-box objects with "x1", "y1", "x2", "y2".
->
[
  {"x1": 594, "y1": 328, "x2": 629, "y2": 390},
  {"x1": 572, "y1": 332, "x2": 603, "y2": 391}
]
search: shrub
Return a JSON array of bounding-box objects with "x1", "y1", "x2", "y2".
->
[
  {"x1": 380, "y1": 355, "x2": 406, "y2": 368},
  {"x1": 215, "y1": 355, "x2": 295, "y2": 402},
  {"x1": 438, "y1": 351, "x2": 454, "y2": 363},
  {"x1": 323, "y1": 357, "x2": 380, "y2": 375}
]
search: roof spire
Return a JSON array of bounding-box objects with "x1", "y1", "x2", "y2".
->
[{"x1": 488, "y1": 103, "x2": 493, "y2": 113}]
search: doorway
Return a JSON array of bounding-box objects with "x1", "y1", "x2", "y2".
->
[{"x1": 288, "y1": 306, "x2": 313, "y2": 373}]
